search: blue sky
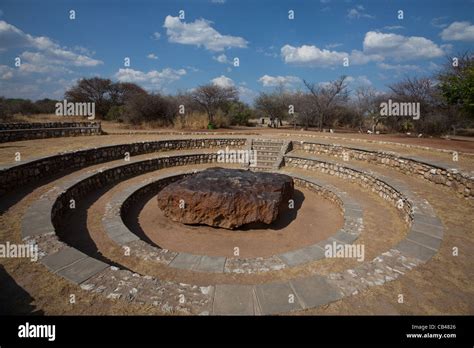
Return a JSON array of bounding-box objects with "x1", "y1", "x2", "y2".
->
[{"x1": 0, "y1": 0, "x2": 473, "y2": 104}]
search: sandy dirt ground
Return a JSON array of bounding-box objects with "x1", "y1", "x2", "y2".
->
[
  {"x1": 136, "y1": 186, "x2": 343, "y2": 258},
  {"x1": 0, "y1": 128, "x2": 473, "y2": 315}
]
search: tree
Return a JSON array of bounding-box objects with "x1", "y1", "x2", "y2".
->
[
  {"x1": 64, "y1": 77, "x2": 113, "y2": 117},
  {"x1": 191, "y1": 84, "x2": 238, "y2": 124},
  {"x1": 34, "y1": 98, "x2": 58, "y2": 114},
  {"x1": 303, "y1": 76, "x2": 349, "y2": 131},
  {"x1": 354, "y1": 86, "x2": 382, "y2": 132},
  {"x1": 109, "y1": 82, "x2": 147, "y2": 106},
  {"x1": 227, "y1": 101, "x2": 253, "y2": 126},
  {"x1": 255, "y1": 91, "x2": 287, "y2": 126},
  {"x1": 388, "y1": 76, "x2": 440, "y2": 133},
  {"x1": 0, "y1": 97, "x2": 8, "y2": 120},
  {"x1": 123, "y1": 93, "x2": 176, "y2": 125},
  {"x1": 64, "y1": 78, "x2": 147, "y2": 118},
  {"x1": 438, "y1": 52, "x2": 474, "y2": 120},
  {"x1": 293, "y1": 92, "x2": 317, "y2": 130}
]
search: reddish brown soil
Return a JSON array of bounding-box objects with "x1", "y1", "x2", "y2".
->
[{"x1": 136, "y1": 187, "x2": 343, "y2": 258}]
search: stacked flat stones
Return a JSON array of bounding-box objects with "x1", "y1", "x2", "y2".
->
[{"x1": 4, "y1": 135, "x2": 464, "y2": 314}]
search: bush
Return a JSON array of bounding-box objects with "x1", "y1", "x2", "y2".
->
[
  {"x1": 227, "y1": 102, "x2": 252, "y2": 126},
  {"x1": 123, "y1": 93, "x2": 175, "y2": 125},
  {"x1": 213, "y1": 109, "x2": 231, "y2": 128},
  {"x1": 173, "y1": 112, "x2": 209, "y2": 129},
  {"x1": 105, "y1": 105, "x2": 125, "y2": 121}
]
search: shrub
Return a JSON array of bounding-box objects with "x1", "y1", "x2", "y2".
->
[
  {"x1": 123, "y1": 93, "x2": 175, "y2": 125},
  {"x1": 173, "y1": 112, "x2": 208, "y2": 129},
  {"x1": 105, "y1": 105, "x2": 125, "y2": 121}
]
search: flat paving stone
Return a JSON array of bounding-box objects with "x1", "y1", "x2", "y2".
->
[
  {"x1": 278, "y1": 244, "x2": 324, "y2": 267},
  {"x1": 57, "y1": 257, "x2": 109, "y2": 284},
  {"x1": 290, "y1": 274, "x2": 343, "y2": 309},
  {"x1": 41, "y1": 247, "x2": 88, "y2": 272},
  {"x1": 413, "y1": 213, "x2": 443, "y2": 227},
  {"x1": 333, "y1": 230, "x2": 359, "y2": 244},
  {"x1": 317, "y1": 237, "x2": 349, "y2": 251},
  {"x1": 411, "y1": 221, "x2": 444, "y2": 239},
  {"x1": 213, "y1": 284, "x2": 256, "y2": 315},
  {"x1": 394, "y1": 239, "x2": 437, "y2": 262},
  {"x1": 344, "y1": 203, "x2": 362, "y2": 211},
  {"x1": 21, "y1": 205, "x2": 54, "y2": 238},
  {"x1": 255, "y1": 282, "x2": 303, "y2": 315},
  {"x1": 169, "y1": 253, "x2": 202, "y2": 270},
  {"x1": 345, "y1": 208, "x2": 363, "y2": 219},
  {"x1": 105, "y1": 223, "x2": 139, "y2": 245},
  {"x1": 194, "y1": 255, "x2": 226, "y2": 273},
  {"x1": 406, "y1": 230, "x2": 442, "y2": 251}
]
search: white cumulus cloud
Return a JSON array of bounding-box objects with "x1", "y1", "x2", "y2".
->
[
  {"x1": 258, "y1": 74, "x2": 301, "y2": 87},
  {"x1": 363, "y1": 31, "x2": 444, "y2": 61},
  {"x1": 115, "y1": 68, "x2": 186, "y2": 90},
  {"x1": 213, "y1": 53, "x2": 230, "y2": 64},
  {"x1": 211, "y1": 75, "x2": 235, "y2": 88},
  {"x1": 347, "y1": 6, "x2": 374, "y2": 19},
  {"x1": 163, "y1": 15, "x2": 248, "y2": 51},
  {"x1": 281, "y1": 44, "x2": 381, "y2": 67},
  {"x1": 0, "y1": 20, "x2": 102, "y2": 68},
  {"x1": 440, "y1": 21, "x2": 474, "y2": 41}
]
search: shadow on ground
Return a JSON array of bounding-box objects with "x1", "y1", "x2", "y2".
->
[
  {"x1": 123, "y1": 187, "x2": 306, "y2": 246},
  {"x1": 0, "y1": 264, "x2": 43, "y2": 315},
  {"x1": 55, "y1": 185, "x2": 131, "y2": 270}
]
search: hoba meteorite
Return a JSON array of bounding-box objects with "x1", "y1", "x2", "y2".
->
[{"x1": 156, "y1": 167, "x2": 294, "y2": 229}]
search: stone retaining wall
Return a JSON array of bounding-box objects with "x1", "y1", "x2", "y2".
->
[
  {"x1": 0, "y1": 122, "x2": 101, "y2": 130},
  {"x1": 0, "y1": 122, "x2": 102, "y2": 143},
  {"x1": 20, "y1": 150, "x2": 443, "y2": 314},
  {"x1": 0, "y1": 138, "x2": 246, "y2": 195},
  {"x1": 105, "y1": 170, "x2": 363, "y2": 273},
  {"x1": 51, "y1": 154, "x2": 220, "y2": 227},
  {"x1": 292, "y1": 141, "x2": 473, "y2": 198},
  {"x1": 285, "y1": 155, "x2": 414, "y2": 222}
]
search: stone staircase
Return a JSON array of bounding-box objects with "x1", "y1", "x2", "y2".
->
[{"x1": 250, "y1": 139, "x2": 291, "y2": 171}]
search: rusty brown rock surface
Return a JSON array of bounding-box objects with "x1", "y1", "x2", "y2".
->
[{"x1": 156, "y1": 167, "x2": 294, "y2": 229}]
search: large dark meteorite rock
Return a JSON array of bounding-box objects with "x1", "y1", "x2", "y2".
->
[{"x1": 156, "y1": 167, "x2": 294, "y2": 229}]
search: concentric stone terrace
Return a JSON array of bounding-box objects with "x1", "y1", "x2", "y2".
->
[
  {"x1": 156, "y1": 167, "x2": 294, "y2": 229},
  {"x1": 1, "y1": 131, "x2": 472, "y2": 315}
]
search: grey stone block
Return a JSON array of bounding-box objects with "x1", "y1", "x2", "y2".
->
[
  {"x1": 255, "y1": 282, "x2": 303, "y2": 315},
  {"x1": 344, "y1": 203, "x2": 362, "y2": 211},
  {"x1": 333, "y1": 230, "x2": 359, "y2": 244},
  {"x1": 278, "y1": 244, "x2": 324, "y2": 267},
  {"x1": 41, "y1": 247, "x2": 87, "y2": 272},
  {"x1": 194, "y1": 255, "x2": 226, "y2": 273},
  {"x1": 21, "y1": 203, "x2": 54, "y2": 238},
  {"x1": 290, "y1": 275, "x2": 343, "y2": 309},
  {"x1": 345, "y1": 208, "x2": 363, "y2": 219},
  {"x1": 394, "y1": 239, "x2": 437, "y2": 262},
  {"x1": 57, "y1": 257, "x2": 109, "y2": 284},
  {"x1": 406, "y1": 230, "x2": 442, "y2": 251},
  {"x1": 411, "y1": 221, "x2": 443, "y2": 239},
  {"x1": 169, "y1": 253, "x2": 202, "y2": 270},
  {"x1": 105, "y1": 224, "x2": 138, "y2": 245},
  {"x1": 413, "y1": 213, "x2": 442, "y2": 227},
  {"x1": 213, "y1": 284, "x2": 256, "y2": 315}
]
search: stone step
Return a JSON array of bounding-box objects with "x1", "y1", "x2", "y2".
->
[
  {"x1": 255, "y1": 155, "x2": 278, "y2": 161},
  {"x1": 253, "y1": 145, "x2": 282, "y2": 151},
  {"x1": 252, "y1": 140, "x2": 284, "y2": 146},
  {"x1": 257, "y1": 160, "x2": 275, "y2": 166},
  {"x1": 255, "y1": 149, "x2": 280, "y2": 155}
]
